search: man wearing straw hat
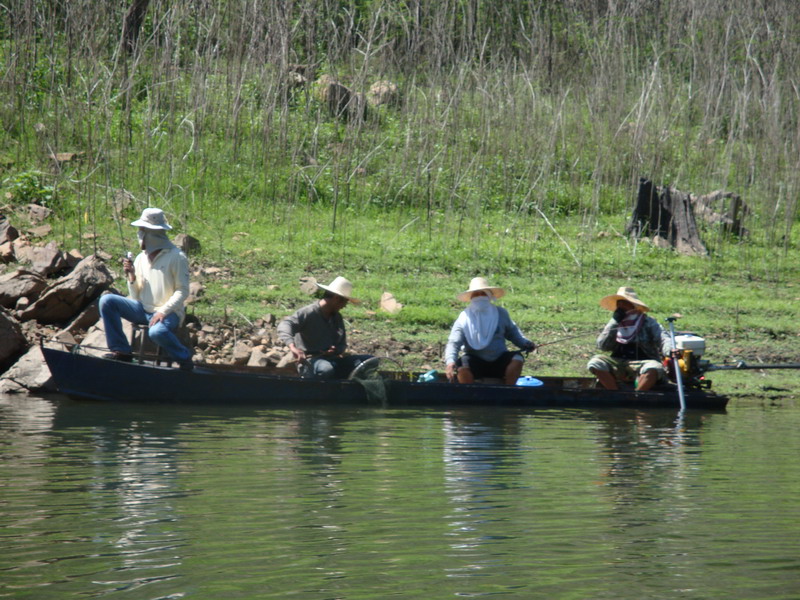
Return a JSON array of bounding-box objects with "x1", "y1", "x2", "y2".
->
[
  {"x1": 277, "y1": 276, "x2": 372, "y2": 379},
  {"x1": 444, "y1": 277, "x2": 537, "y2": 385},
  {"x1": 99, "y1": 207, "x2": 194, "y2": 369},
  {"x1": 587, "y1": 286, "x2": 673, "y2": 391}
]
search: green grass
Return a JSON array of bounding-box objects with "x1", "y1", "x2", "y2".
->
[{"x1": 2, "y1": 3, "x2": 800, "y2": 399}]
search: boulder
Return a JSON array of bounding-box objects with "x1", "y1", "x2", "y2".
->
[
  {"x1": 0, "y1": 269, "x2": 47, "y2": 308},
  {"x1": 18, "y1": 255, "x2": 113, "y2": 324},
  {"x1": 368, "y1": 80, "x2": 400, "y2": 107},
  {"x1": 232, "y1": 340, "x2": 252, "y2": 365},
  {"x1": 186, "y1": 281, "x2": 204, "y2": 305},
  {"x1": 0, "y1": 309, "x2": 26, "y2": 367},
  {"x1": 25, "y1": 203, "x2": 52, "y2": 223},
  {"x1": 29, "y1": 241, "x2": 69, "y2": 276},
  {"x1": 174, "y1": 233, "x2": 201, "y2": 254},
  {"x1": 0, "y1": 216, "x2": 19, "y2": 245},
  {"x1": 79, "y1": 319, "x2": 132, "y2": 357},
  {"x1": 28, "y1": 224, "x2": 52, "y2": 238},
  {"x1": 12, "y1": 238, "x2": 34, "y2": 263},
  {"x1": 276, "y1": 350, "x2": 296, "y2": 369},
  {"x1": 299, "y1": 276, "x2": 318, "y2": 295},
  {"x1": 0, "y1": 345, "x2": 55, "y2": 393},
  {"x1": 379, "y1": 291, "x2": 403, "y2": 314},
  {"x1": 246, "y1": 345, "x2": 271, "y2": 367},
  {"x1": 62, "y1": 297, "x2": 101, "y2": 334},
  {"x1": 0, "y1": 241, "x2": 14, "y2": 263}
]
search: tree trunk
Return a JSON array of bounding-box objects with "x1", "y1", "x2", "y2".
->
[
  {"x1": 122, "y1": 0, "x2": 150, "y2": 54},
  {"x1": 627, "y1": 178, "x2": 708, "y2": 256}
]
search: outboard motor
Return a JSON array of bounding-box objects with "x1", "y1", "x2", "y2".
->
[{"x1": 668, "y1": 333, "x2": 712, "y2": 388}]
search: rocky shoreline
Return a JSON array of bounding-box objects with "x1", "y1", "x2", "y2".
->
[{"x1": 0, "y1": 209, "x2": 440, "y2": 395}]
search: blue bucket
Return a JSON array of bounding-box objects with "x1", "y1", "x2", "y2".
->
[{"x1": 516, "y1": 376, "x2": 544, "y2": 387}]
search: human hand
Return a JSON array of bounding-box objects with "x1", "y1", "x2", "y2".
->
[
  {"x1": 122, "y1": 256, "x2": 135, "y2": 281},
  {"x1": 149, "y1": 312, "x2": 166, "y2": 327},
  {"x1": 445, "y1": 362, "x2": 457, "y2": 382},
  {"x1": 525, "y1": 341, "x2": 537, "y2": 353},
  {"x1": 612, "y1": 307, "x2": 627, "y2": 322},
  {"x1": 289, "y1": 344, "x2": 307, "y2": 363}
]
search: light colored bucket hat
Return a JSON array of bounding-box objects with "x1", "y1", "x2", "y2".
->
[
  {"x1": 317, "y1": 276, "x2": 360, "y2": 303},
  {"x1": 131, "y1": 207, "x2": 172, "y2": 230},
  {"x1": 457, "y1": 277, "x2": 506, "y2": 302},
  {"x1": 599, "y1": 286, "x2": 649, "y2": 312}
]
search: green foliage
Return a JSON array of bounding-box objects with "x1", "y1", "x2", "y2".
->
[{"x1": 2, "y1": 171, "x2": 55, "y2": 207}]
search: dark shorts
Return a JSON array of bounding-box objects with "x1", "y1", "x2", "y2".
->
[{"x1": 457, "y1": 351, "x2": 522, "y2": 379}]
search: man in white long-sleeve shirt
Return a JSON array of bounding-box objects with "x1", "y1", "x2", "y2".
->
[
  {"x1": 445, "y1": 277, "x2": 537, "y2": 385},
  {"x1": 99, "y1": 207, "x2": 193, "y2": 369}
]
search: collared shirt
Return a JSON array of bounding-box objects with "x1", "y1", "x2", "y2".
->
[
  {"x1": 596, "y1": 314, "x2": 673, "y2": 361},
  {"x1": 277, "y1": 301, "x2": 347, "y2": 355},
  {"x1": 445, "y1": 306, "x2": 533, "y2": 364},
  {"x1": 127, "y1": 247, "x2": 190, "y2": 319}
]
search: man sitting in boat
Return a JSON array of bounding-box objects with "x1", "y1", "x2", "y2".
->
[
  {"x1": 99, "y1": 207, "x2": 194, "y2": 370},
  {"x1": 587, "y1": 286, "x2": 673, "y2": 391},
  {"x1": 277, "y1": 276, "x2": 373, "y2": 379},
  {"x1": 444, "y1": 277, "x2": 537, "y2": 385}
]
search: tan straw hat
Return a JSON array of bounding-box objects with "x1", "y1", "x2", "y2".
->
[
  {"x1": 599, "y1": 286, "x2": 649, "y2": 312},
  {"x1": 317, "y1": 276, "x2": 360, "y2": 303},
  {"x1": 457, "y1": 277, "x2": 506, "y2": 302},
  {"x1": 131, "y1": 207, "x2": 172, "y2": 230}
]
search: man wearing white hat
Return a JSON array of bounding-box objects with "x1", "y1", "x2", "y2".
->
[
  {"x1": 444, "y1": 277, "x2": 537, "y2": 385},
  {"x1": 587, "y1": 286, "x2": 673, "y2": 391},
  {"x1": 277, "y1": 276, "x2": 372, "y2": 379},
  {"x1": 99, "y1": 207, "x2": 193, "y2": 369}
]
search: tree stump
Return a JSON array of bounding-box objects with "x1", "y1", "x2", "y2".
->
[{"x1": 627, "y1": 178, "x2": 708, "y2": 256}]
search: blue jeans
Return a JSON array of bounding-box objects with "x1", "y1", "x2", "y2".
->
[
  {"x1": 99, "y1": 294, "x2": 191, "y2": 361},
  {"x1": 299, "y1": 354, "x2": 373, "y2": 380}
]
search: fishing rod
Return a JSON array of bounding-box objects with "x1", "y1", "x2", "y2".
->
[
  {"x1": 535, "y1": 330, "x2": 597, "y2": 348},
  {"x1": 704, "y1": 361, "x2": 800, "y2": 372}
]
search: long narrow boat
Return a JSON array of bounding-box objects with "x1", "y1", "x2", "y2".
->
[{"x1": 41, "y1": 346, "x2": 728, "y2": 410}]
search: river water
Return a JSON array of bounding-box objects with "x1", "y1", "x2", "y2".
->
[{"x1": 1, "y1": 394, "x2": 798, "y2": 600}]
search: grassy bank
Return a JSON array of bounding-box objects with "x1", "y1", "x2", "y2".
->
[{"x1": 1, "y1": 1, "x2": 798, "y2": 398}]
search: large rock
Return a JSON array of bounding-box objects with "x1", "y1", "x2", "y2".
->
[
  {"x1": 62, "y1": 298, "x2": 101, "y2": 334},
  {"x1": 0, "y1": 309, "x2": 26, "y2": 367},
  {"x1": 79, "y1": 319, "x2": 132, "y2": 357},
  {"x1": 367, "y1": 80, "x2": 400, "y2": 107},
  {"x1": 18, "y1": 255, "x2": 113, "y2": 324},
  {"x1": 0, "y1": 345, "x2": 55, "y2": 393},
  {"x1": 0, "y1": 269, "x2": 47, "y2": 308},
  {"x1": 0, "y1": 216, "x2": 19, "y2": 245},
  {"x1": 29, "y1": 241, "x2": 68, "y2": 276},
  {"x1": 174, "y1": 233, "x2": 201, "y2": 255}
]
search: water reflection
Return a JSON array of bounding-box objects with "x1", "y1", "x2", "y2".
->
[
  {"x1": 2, "y1": 397, "x2": 798, "y2": 599},
  {"x1": 441, "y1": 410, "x2": 527, "y2": 580},
  {"x1": 0, "y1": 395, "x2": 188, "y2": 596}
]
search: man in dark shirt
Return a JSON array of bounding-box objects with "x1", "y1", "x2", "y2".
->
[
  {"x1": 587, "y1": 286, "x2": 673, "y2": 391},
  {"x1": 277, "y1": 276, "x2": 372, "y2": 379}
]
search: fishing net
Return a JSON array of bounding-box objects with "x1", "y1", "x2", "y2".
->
[{"x1": 348, "y1": 356, "x2": 400, "y2": 407}]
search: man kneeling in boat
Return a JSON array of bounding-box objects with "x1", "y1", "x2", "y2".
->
[
  {"x1": 445, "y1": 277, "x2": 537, "y2": 385},
  {"x1": 277, "y1": 276, "x2": 373, "y2": 379},
  {"x1": 587, "y1": 286, "x2": 673, "y2": 391},
  {"x1": 99, "y1": 207, "x2": 194, "y2": 370}
]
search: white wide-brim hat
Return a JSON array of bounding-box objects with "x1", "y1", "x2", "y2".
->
[
  {"x1": 599, "y1": 286, "x2": 649, "y2": 312},
  {"x1": 457, "y1": 277, "x2": 506, "y2": 302},
  {"x1": 317, "y1": 276, "x2": 360, "y2": 303},
  {"x1": 131, "y1": 207, "x2": 172, "y2": 230}
]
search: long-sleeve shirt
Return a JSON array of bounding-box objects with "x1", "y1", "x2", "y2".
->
[
  {"x1": 596, "y1": 314, "x2": 673, "y2": 361},
  {"x1": 277, "y1": 301, "x2": 347, "y2": 355},
  {"x1": 444, "y1": 306, "x2": 533, "y2": 364},
  {"x1": 127, "y1": 247, "x2": 189, "y2": 319}
]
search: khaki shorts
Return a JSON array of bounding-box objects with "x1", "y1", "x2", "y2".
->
[{"x1": 586, "y1": 355, "x2": 665, "y2": 382}]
